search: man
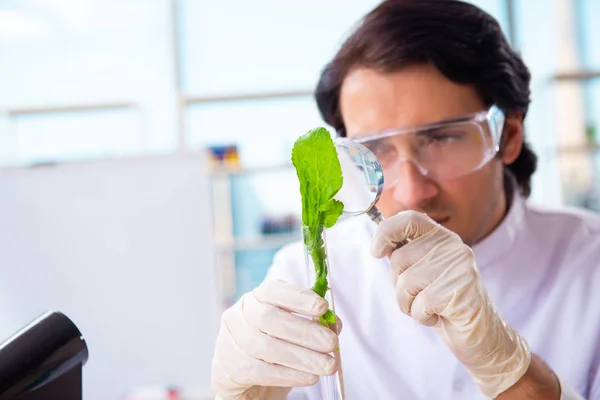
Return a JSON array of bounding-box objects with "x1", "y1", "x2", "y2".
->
[{"x1": 211, "y1": 1, "x2": 600, "y2": 399}]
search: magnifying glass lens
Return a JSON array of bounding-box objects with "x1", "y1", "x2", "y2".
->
[{"x1": 334, "y1": 139, "x2": 384, "y2": 216}]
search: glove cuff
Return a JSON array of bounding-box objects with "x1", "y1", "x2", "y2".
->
[
  {"x1": 436, "y1": 301, "x2": 532, "y2": 398},
  {"x1": 474, "y1": 326, "x2": 532, "y2": 398}
]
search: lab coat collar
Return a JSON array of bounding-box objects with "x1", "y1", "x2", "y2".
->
[{"x1": 471, "y1": 173, "x2": 526, "y2": 269}]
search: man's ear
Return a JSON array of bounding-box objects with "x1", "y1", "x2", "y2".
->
[{"x1": 500, "y1": 112, "x2": 524, "y2": 165}]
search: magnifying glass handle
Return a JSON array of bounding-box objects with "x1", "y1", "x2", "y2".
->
[
  {"x1": 366, "y1": 206, "x2": 384, "y2": 225},
  {"x1": 367, "y1": 206, "x2": 409, "y2": 249}
]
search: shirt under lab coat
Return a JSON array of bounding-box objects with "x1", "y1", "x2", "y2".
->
[{"x1": 264, "y1": 191, "x2": 600, "y2": 399}]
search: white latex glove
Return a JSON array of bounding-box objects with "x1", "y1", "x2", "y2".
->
[
  {"x1": 211, "y1": 279, "x2": 341, "y2": 400},
  {"x1": 371, "y1": 210, "x2": 531, "y2": 398}
]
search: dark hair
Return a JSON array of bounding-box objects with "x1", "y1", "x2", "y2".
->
[{"x1": 315, "y1": 0, "x2": 537, "y2": 196}]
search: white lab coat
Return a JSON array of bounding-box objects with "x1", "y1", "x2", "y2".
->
[{"x1": 264, "y1": 191, "x2": 600, "y2": 399}]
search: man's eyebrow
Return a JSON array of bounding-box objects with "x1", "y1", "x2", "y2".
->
[
  {"x1": 358, "y1": 113, "x2": 473, "y2": 139},
  {"x1": 415, "y1": 126, "x2": 452, "y2": 136},
  {"x1": 425, "y1": 114, "x2": 471, "y2": 126}
]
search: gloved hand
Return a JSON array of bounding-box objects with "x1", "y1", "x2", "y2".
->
[
  {"x1": 371, "y1": 210, "x2": 531, "y2": 398},
  {"x1": 211, "y1": 279, "x2": 341, "y2": 400}
]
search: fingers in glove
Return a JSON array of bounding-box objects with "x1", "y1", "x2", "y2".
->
[
  {"x1": 388, "y1": 237, "x2": 438, "y2": 279},
  {"x1": 394, "y1": 246, "x2": 476, "y2": 325},
  {"x1": 213, "y1": 357, "x2": 318, "y2": 392},
  {"x1": 225, "y1": 304, "x2": 338, "y2": 377},
  {"x1": 408, "y1": 285, "x2": 443, "y2": 327},
  {"x1": 396, "y1": 267, "x2": 447, "y2": 327},
  {"x1": 254, "y1": 280, "x2": 328, "y2": 317},
  {"x1": 244, "y1": 292, "x2": 339, "y2": 353},
  {"x1": 389, "y1": 233, "x2": 454, "y2": 305},
  {"x1": 371, "y1": 211, "x2": 441, "y2": 258},
  {"x1": 409, "y1": 267, "x2": 474, "y2": 327},
  {"x1": 213, "y1": 325, "x2": 320, "y2": 391},
  {"x1": 394, "y1": 254, "x2": 437, "y2": 317}
]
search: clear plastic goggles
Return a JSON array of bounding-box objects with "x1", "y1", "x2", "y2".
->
[{"x1": 351, "y1": 105, "x2": 505, "y2": 190}]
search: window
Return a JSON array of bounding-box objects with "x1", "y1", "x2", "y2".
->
[
  {"x1": 179, "y1": 0, "x2": 381, "y2": 95},
  {"x1": 0, "y1": 0, "x2": 175, "y2": 165},
  {"x1": 8, "y1": 108, "x2": 142, "y2": 165},
  {"x1": 187, "y1": 96, "x2": 327, "y2": 166}
]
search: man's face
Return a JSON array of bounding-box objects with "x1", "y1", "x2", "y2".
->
[{"x1": 339, "y1": 64, "x2": 522, "y2": 245}]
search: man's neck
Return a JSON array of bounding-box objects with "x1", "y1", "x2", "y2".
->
[{"x1": 475, "y1": 171, "x2": 516, "y2": 245}]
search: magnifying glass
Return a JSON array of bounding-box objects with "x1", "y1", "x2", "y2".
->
[
  {"x1": 334, "y1": 138, "x2": 410, "y2": 250},
  {"x1": 334, "y1": 138, "x2": 385, "y2": 224}
]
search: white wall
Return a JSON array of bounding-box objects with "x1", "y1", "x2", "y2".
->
[{"x1": 0, "y1": 154, "x2": 220, "y2": 400}]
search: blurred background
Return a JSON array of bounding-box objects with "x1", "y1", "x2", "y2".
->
[{"x1": 0, "y1": 0, "x2": 599, "y2": 398}]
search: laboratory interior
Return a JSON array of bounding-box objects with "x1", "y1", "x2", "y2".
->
[{"x1": 0, "y1": 0, "x2": 599, "y2": 399}]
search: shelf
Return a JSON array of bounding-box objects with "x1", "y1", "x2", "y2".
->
[
  {"x1": 210, "y1": 163, "x2": 294, "y2": 177},
  {"x1": 184, "y1": 90, "x2": 313, "y2": 104},
  {"x1": 551, "y1": 70, "x2": 600, "y2": 82},
  {"x1": 556, "y1": 143, "x2": 600, "y2": 154},
  {"x1": 6, "y1": 101, "x2": 138, "y2": 116},
  {"x1": 218, "y1": 232, "x2": 301, "y2": 251}
]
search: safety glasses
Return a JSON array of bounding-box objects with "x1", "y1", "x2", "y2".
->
[{"x1": 350, "y1": 105, "x2": 505, "y2": 190}]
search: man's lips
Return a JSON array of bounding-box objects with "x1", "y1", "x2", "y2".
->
[
  {"x1": 429, "y1": 216, "x2": 449, "y2": 224},
  {"x1": 397, "y1": 210, "x2": 449, "y2": 225}
]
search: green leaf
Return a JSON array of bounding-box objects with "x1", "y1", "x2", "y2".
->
[
  {"x1": 291, "y1": 127, "x2": 344, "y2": 228},
  {"x1": 320, "y1": 199, "x2": 344, "y2": 228},
  {"x1": 291, "y1": 127, "x2": 345, "y2": 328},
  {"x1": 319, "y1": 310, "x2": 337, "y2": 327}
]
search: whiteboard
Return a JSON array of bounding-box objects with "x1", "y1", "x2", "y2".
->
[{"x1": 0, "y1": 154, "x2": 220, "y2": 400}]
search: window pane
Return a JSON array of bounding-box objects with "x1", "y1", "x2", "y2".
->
[
  {"x1": 511, "y1": 0, "x2": 565, "y2": 207},
  {"x1": 0, "y1": 0, "x2": 176, "y2": 153},
  {"x1": 577, "y1": 0, "x2": 600, "y2": 212},
  {"x1": 0, "y1": 0, "x2": 172, "y2": 105},
  {"x1": 7, "y1": 108, "x2": 143, "y2": 166},
  {"x1": 187, "y1": 96, "x2": 329, "y2": 167},
  {"x1": 578, "y1": 0, "x2": 600, "y2": 69},
  {"x1": 578, "y1": 0, "x2": 600, "y2": 150},
  {"x1": 180, "y1": 0, "x2": 381, "y2": 95}
]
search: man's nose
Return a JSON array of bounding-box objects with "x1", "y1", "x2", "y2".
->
[{"x1": 390, "y1": 160, "x2": 439, "y2": 209}]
